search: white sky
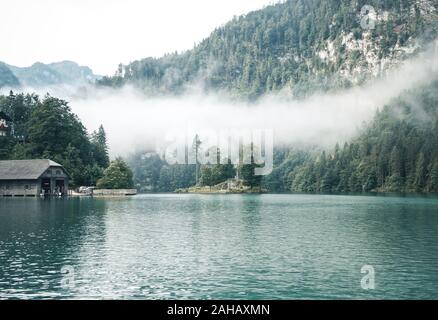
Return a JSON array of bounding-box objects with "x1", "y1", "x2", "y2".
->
[{"x1": 0, "y1": 0, "x2": 277, "y2": 75}]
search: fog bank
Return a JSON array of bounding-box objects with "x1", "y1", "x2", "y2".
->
[{"x1": 3, "y1": 40, "x2": 437, "y2": 157}]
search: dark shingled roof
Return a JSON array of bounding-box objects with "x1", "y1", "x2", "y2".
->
[{"x1": 0, "y1": 159, "x2": 64, "y2": 180}]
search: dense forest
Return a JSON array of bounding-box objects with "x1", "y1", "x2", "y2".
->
[
  {"x1": 0, "y1": 91, "x2": 110, "y2": 187},
  {"x1": 99, "y1": 0, "x2": 438, "y2": 99},
  {"x1": 260, "y1": 78, "x2": 438, "y2": 193}
]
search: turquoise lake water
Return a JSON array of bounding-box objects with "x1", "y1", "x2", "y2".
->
[{"x1": 1, "y1": 193, "x2": 438, "y2": 299}]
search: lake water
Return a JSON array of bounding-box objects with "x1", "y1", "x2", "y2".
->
[{"x1": 1, "y1": 193, "x2": 438, "y2": 300}]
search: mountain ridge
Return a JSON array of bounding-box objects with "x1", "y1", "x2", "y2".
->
[
  {"x1": 0, "y1": 62, "x2": 20, "y2": 88},
  {"x1": 0, "y1": 60, "x2": 101, "y2": 88}
]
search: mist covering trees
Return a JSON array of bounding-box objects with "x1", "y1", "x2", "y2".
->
[
  {"x1": 3, "y1": 78, "x2": 434, "y2": 193},
  {"x1": 263, "y1": 79, "x2": 438, "y2": 193},
  {"x1": 126, "y1": 76, "x2": 438, "y2": 194}
]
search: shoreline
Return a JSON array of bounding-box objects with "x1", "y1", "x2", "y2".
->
[{"x1": 71, "y1": 189, "x2": 137, "y2": 197}]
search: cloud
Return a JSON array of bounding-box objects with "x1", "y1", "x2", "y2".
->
[{"x1": 3, "y1": 40, "x2": 438, "y2": 158}]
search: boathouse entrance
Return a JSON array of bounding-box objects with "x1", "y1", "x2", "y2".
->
[{"x1": 41, "y1": 178, "x2": 51, "y2": 195}]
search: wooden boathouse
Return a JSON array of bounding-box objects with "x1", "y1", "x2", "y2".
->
[{"x1": 0, "y1": 159, "x2": 70, "y2": 197}]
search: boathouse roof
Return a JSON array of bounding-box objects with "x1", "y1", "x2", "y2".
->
[{"x1": 0, "y1": 159, "x2": 65, "y2": 180}]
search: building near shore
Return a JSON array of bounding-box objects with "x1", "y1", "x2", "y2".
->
[
  {"x1": 0, "y1": 111, "x2": 12, "y2": 137},
  {"x1": 0, "y1": 159, "x2": 69, "y2": 197}
]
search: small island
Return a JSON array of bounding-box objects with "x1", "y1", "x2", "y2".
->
[
  {"x1": 174, "y1": 155, "x2": 267, "y2": 194},
  {"x1": 74, "y1": 158, "x2": 137, "y2": 197},
  {"x1": 175, "y1": 178, "x2": 267, "y2": 194}
]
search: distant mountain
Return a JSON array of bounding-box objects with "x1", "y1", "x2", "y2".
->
[
  {"x1": 0, "y1": 61, "x2": 100, "y2": 88},
  {"x1": 0, "y1": 62, "x2": 20, "y2": 88},
  {"x1": 99, "y1": 0, "x2": 438, "y2": 99}
]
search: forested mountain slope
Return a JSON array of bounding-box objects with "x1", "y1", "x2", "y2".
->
[
  {"x1": 262, "y1": 77, "x2": 438, "y2": 192},
  {"x1": 99, "y1": 0, "x2": 438, "y2": 99}
]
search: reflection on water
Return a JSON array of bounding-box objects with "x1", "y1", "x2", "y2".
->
[
  {"x1": 0, "y1": 198, "x2": 108, "y2": 299},
  {"x1": 1, "y1": 194, "x2": 438, "y2": 299}
]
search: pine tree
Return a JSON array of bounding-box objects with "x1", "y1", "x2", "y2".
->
[
  {"x1": 388, "y1": 145, "x2": 403, "y2": 190},
  {"x1": 428, "y1": 160, "x2": 438, "y2": 192},
  {"x1": 414, "y1": 152, "x2": 426, "y2": 190},
  {"x1": 91, "y1": 125, "x2": 110, "y2": 168}
]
